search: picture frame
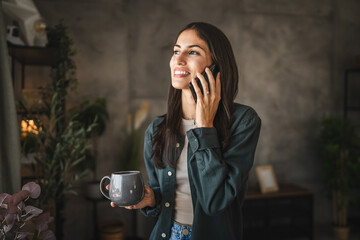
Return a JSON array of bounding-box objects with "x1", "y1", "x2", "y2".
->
[{"x1": 255, "y1": 165, "x2": 279, "y2": 193}]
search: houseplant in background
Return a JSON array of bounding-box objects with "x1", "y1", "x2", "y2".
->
[
  {"x1": 118, "y1": 102, "x2": 149, "y2": 171},
  {"x1": 105, "y1": 102, "x2": 148, "y2": 240},
  {"x1": 70, "y1": 98, "x2": 109, "y2": 200},
  {"x1": 0, "y1": 182, "x2": 55, "y2": 240},
  {"x1": 318, "y1": 116, "x2": 360, "y2": 240},
  {"x1": 18, "y1": 21, "x2": 108, "y2": 240}
]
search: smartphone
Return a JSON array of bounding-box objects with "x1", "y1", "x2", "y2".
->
[{"x1": 189, "y1": 63, "x2": 219, "y2": 103}]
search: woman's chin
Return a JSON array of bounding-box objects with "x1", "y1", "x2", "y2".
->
[{"x1": 171, "y1": 81, "x2": 189, "y2": 90}]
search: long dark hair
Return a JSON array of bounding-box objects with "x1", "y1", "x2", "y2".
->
[{"x1": 152, "y1": 22, "x2": 239, "y2": 169}]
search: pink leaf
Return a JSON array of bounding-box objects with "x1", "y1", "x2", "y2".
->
[
  {"x1": 4, "y1": 212, "x2": 15, "y2": 232},
  {"x1": 35, "y1": 212, "x2": 54, "y2": 232},
  {"x1": 16, "y1": 224, "x2": 34, "y2": 238},
  {"x1": 41, "y1": 230, "x2": 56, "y2": 240},
  {"x1": 15, "y1": 231, "x2": 34, "y2": 239},
  {"x1": 22, "y1": 182, "x2": 41, "y2": 199},
  {"x1": 23, "y1": 205, "x2": 43, "y2": 221},
  {"x1": 18, "y1": 201, "x2": 25, "y2": 211},
  {"x1": 0, "y1": 193, "x2": 10, "y2": 207}
]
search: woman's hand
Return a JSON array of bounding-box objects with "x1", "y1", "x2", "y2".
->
[
  {"x1": 107, "y1": 185, "x2": 156, "y2": 210},
  {"x1": 191, "y1": 68, "x2": 221, "y2": 127}
]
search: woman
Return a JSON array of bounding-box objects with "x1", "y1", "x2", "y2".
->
[{"x1": 113, "y1": 22, "x2": 261, "y2": 240}]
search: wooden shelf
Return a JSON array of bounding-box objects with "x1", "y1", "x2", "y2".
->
[
  {"x1": 8, "y1": 44, "x2": 56, "y2": 66},
  {"x1": 245, "y1": 184, "x2": 313, "y2": 200}
]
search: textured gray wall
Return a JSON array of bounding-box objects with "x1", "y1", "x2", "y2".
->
[{"x1": 17, "y1": 0, "x2": 360, "y2": 239}]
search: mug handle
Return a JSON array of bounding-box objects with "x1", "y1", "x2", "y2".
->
[{"x1": 99, "y1": 176, "x2": 111, "y2": 200}]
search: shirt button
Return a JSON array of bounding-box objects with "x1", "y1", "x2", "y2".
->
[
  {"x1": 182, "y1": 229, "x2": 189, "y2": 235},
  {"x1": 165, "y1": 202, "x2": 170, "y2": 207},
  {"x1": 161, "y1": 233, "x2": 166, "y2": 238},
  {"x1": 168, "y1": 171, "x2": 172, "y2": 176},
  {"x1": 176, "y1": 142, "x2": 180, "y2": 148}
]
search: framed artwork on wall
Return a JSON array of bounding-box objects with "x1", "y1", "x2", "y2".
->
[{"x1": 255, "y1": 165, "x2": 279, "y2": 194}]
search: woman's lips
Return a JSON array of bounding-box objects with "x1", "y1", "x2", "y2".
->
[{"x1": 174, "y1": 70, "x2": 190, "y2": 78}]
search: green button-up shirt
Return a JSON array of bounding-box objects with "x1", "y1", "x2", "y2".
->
[{"x1": 141, "y1": 103, "x2": 261, "y2": 240}]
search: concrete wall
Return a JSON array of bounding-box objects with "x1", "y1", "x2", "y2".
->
[{"x1": 13, "y1": 0, "x2": 360, "y2": 239}]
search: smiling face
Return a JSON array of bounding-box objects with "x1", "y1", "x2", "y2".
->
[{"x1": 170, "y1": 29, "x2": 212, "y2": 90}]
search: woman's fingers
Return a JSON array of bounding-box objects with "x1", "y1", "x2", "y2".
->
[
  {"x1": 144, "y1": 185, "x2": 152, "y2": 195},
  {"x1": 192, "y1": 76, "x2": 203, "y2": 102},
  {"x1": 194, "y1": 69, "x2": 221, "y2": 127},
  {"x1": 196, "y1": 71, "x2": 209, "y2": 99},
  {"x1": 195, "y1": 68, "x2": 217, "y2": 102},
  {"x1": 205, "y1": 67, "x2": 216, "y2": 96},
  {"x1": 110, "y1": 185, "x2": 155, "y2": 209},
  {"x1": 110, "y1": 202, "x2": 135, "y2": 209}
]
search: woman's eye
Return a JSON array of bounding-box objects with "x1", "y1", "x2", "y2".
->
[
  {"x1": 173, "y1": 50, "x2": 180, "y2": 55},
  {"x1": 189, "y1": 51, "x2": 199, "y2": 55}
]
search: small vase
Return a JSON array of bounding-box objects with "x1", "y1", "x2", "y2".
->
[
  {"x1": 333, "y1": 226, "x2": 350, "y2": 240},
  {"x1": 99, "y1": 222, "x2": 125, "y2": 240}
]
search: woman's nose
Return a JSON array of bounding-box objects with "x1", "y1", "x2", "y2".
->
[{"x1": 175, "y1": 53, "x2": 186, "y2": 65}]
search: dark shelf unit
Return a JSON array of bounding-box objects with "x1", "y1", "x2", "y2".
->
[
  {"x1": 243, "y1": 184, "x2": 314, "y2": 240},
  {"x1": 8, "y1": 44, "x2": 56, "y2": 180},
  {"x1": 8, "y1": 44, "x2": 56, "y2": 117},
  {"x1": 8, "y1": 44, "x2": 56, "y2": 89}
]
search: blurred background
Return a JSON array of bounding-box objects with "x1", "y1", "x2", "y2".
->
[{"x1": 1, "y1": 0, "x2": 360, "y2": 240}]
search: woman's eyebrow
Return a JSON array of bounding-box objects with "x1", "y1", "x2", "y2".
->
[{"x1": 174, "y1": 44, "x2": 205, "y2": 51}]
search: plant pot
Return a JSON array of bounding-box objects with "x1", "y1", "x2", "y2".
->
[
  {"x1": 99, "y1": 222, "x2": 125, "y2": 240},
  {"x1": 333, "y1": 226, "x2": 350, "y2": 240}
]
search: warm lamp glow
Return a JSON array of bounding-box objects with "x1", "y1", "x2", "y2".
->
[
  {"x1": 21, "y1": 120, "x2": 41, "y2": 138},
  {"x1": 34, "y1": 19, "x2": 46, "y2": 33}
]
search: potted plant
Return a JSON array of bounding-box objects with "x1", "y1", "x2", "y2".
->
[
  {"x1": 70, "y1": 98, "x2": 109, "y2": 200},
  {"x1": 18, "y1": 21, "x2": 108, "y2": 239},
  {"x1": 118, "y1": 102, "x2": 149, "y2": 171},
  {"x1": 0, "y1": 182, "x2": 55, "y2": 240},
  {"x1": 318, "y1": 116, "x2": 360, "y2": 240}
]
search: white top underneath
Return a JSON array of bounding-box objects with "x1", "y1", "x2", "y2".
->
[{"x1": 173, "y1": 118, "x2": 196, "y2": 225}]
